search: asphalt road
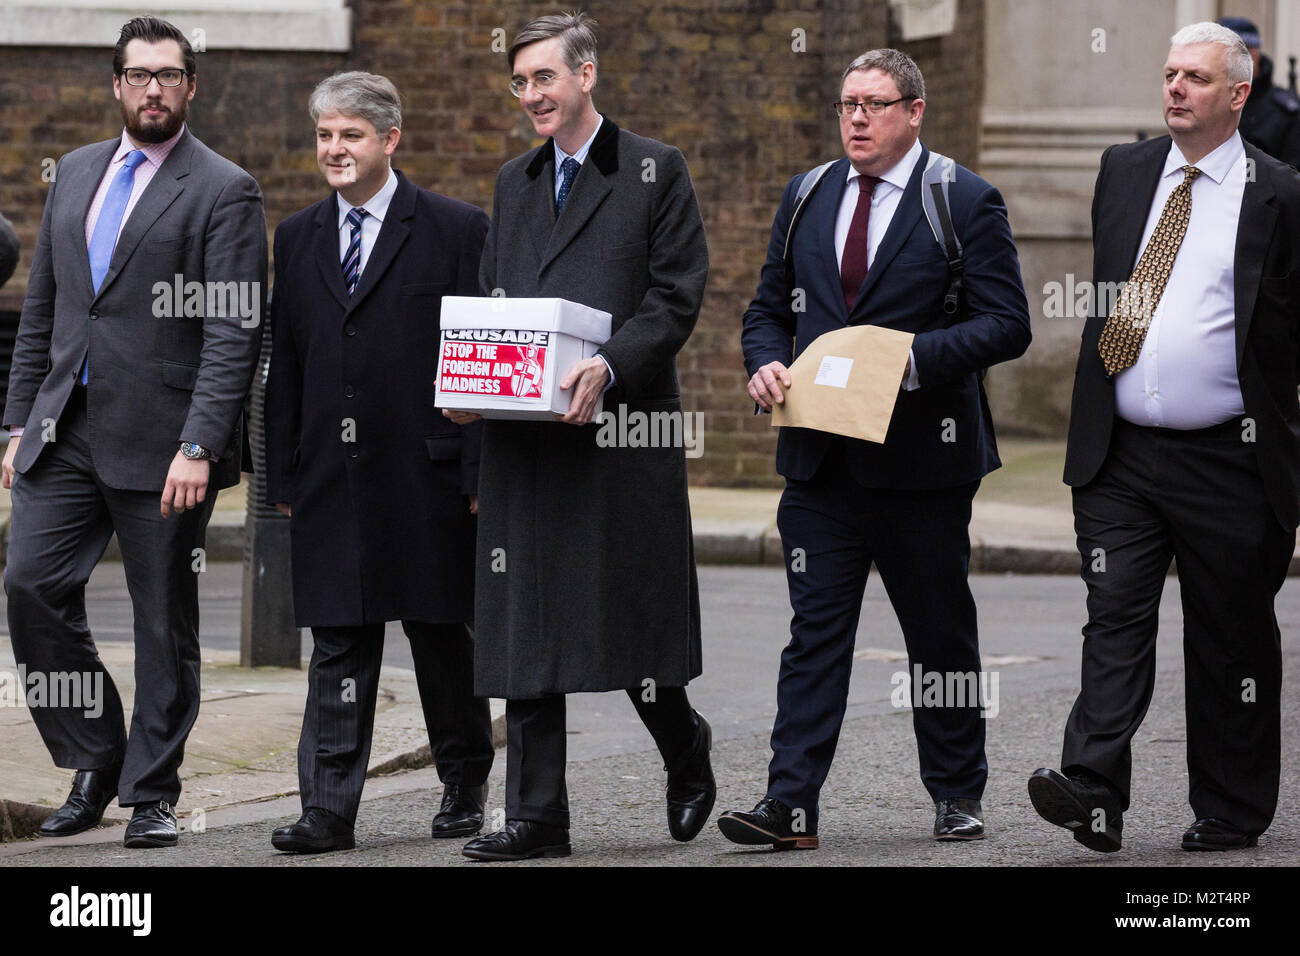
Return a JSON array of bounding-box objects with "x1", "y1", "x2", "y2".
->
[{"x1": 1, "y1": 565, "x2": 1297, "y2": 866}]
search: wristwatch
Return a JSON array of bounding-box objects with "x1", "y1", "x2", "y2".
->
[{"x1": 179, "y1": 441, "x2": 213, "y2": 461}]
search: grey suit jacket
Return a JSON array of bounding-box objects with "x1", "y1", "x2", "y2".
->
[{"x1": 2, "y1": 128, "x2": 266, "y2": 491}]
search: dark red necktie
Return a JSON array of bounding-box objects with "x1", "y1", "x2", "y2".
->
[{"x1": 840, "y1": 174, "x2": 881, "y2": 311}]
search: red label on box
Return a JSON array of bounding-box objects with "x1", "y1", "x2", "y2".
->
[{"x1": 439, "y1": 339, "x2": 546, "y2": 398}]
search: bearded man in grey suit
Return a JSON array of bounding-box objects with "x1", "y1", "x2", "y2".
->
[
  {"x1": 1, "y1": 16, "x2": 265, "y2": 849},
  {"x1": 446, "y1": 11, "x2": 714, "y2": 861}
]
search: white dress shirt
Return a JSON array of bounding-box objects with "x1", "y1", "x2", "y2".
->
[
  {"x1": 1114, "y1": 133, "x2": 1246, "y2": 429},
  {"x1": 834, "y1": 137, "x2": 923, "y2": 389},
  {"x1": 337, "y1": 167, "x2": 399, "y2": 278}
]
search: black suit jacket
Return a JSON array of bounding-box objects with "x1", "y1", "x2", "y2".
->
[
  {"x1": 1064, "y1": 136, "x2": 1300, "y2": 529},
  {"x1": 741, "y1": 146, "x2": 1031, "y2": 489},
  {"x1": 264, "y1": 170, "x2": 487, "y2": 627}
]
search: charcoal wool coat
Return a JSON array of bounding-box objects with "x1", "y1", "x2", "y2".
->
[
  {"x1": 265, "y1": 170, "x2": 487, "y2": 627},
  {"x1": 472, "y1": 117, "x2": 709, "y2": 698}
]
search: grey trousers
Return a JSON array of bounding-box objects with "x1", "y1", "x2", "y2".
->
[{"x1": 4, "y1": 387, "x2": 215, "y2": 806}]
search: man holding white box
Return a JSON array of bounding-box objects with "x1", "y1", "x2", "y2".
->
[{"x1": 444, "y1": 12, "x2": 713, "y2": 861}]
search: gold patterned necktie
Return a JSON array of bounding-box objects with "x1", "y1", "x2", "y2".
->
[{"x1": 1097, "y1": 164, "x2": 1202, "y2": 377}]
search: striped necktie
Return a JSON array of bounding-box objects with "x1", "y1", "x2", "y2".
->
[{"x1": 342, "y1": 207, "x2": 368, "y2": 295}]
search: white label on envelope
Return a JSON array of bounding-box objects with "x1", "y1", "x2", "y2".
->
[{"x1": 814, "y1": 355, "x2": 853, "y2": 388}]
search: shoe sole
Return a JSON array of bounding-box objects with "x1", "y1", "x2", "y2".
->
[
  {"x1": 717, "y1": 815, "x2": 818, "y2": 850},
  {"x1": 271, "y1": 835, "x2": 356, "y2": 853},
  {"x1": 934, "y1": 831, "x2": 985, "y2": 841},
  {"x1": 432, "y1": 822, "x2": 484, "y2": 839},
  {"x1": 123, "y1": 833, "x2": 178, "y2": 849},
  {"x1": 40, "y1": 816, "x2": 107, "y2": 838},
  {"x1": 1181, "y1": 836, "x2": 1258, "y2": 851},
  {"x1": 461, "y1": 843, "x2": 571, "y2": 861},
  {"x1": 1028, "y1": 772, "x2": 1121, "y2": 853}
]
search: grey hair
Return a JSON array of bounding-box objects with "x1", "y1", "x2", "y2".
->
[
  {"x1": 308, "y1": 71, "x2": 402, "y2": 134},
  {"x1": 1171, "y1": 21, "x2": 1252, "y2": 85},
  {"x1": 841, "y1": 48, "x2": 925, "y2": 101},
  {"x1": 508, "y1": 10, "x2": 598, "y2": 73}
]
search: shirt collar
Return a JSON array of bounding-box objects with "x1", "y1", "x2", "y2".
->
[
  {"x1": 1164, "y1": 131, "x2": 1244, "y2": 185},
  {"x1": 555, "y1": 116, "x2": 603, "y2": 171},
  {"x1": 337, "y1": 168, "x2": 399, "y2": 229},
  {"x1": 116, "y1": 123, "x2": 186, "y2": 169},
  {"x1": 845, "y1": 137, "x2": 923, "y2": 192}
]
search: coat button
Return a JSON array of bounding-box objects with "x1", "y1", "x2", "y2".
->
[
  {"x1": 344, "y1": 324, "x2": 357, "y2": 336},
  {"x1": 89, "y1": 311, "x2": 99, "y2": 320},
  {"x1": 349, "y1": 448, "x2": 359, "y2": 459},
  {"x1": 344, "y1": 385, "x2": 355, "y2": 398}
]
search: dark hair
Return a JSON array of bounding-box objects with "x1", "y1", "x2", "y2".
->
[
  {"x1": 112, "y1": 16, "x2": 196, "y2": 78},
  {"x1": 508, "y1": 10, "x2": 598, "y2": 72}
]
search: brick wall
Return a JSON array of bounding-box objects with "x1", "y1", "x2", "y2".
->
[{"x1": 0, "y1": 0, "x2": 986, "y2": 486}]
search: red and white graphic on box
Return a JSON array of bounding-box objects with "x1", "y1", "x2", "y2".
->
[{"x1": 439, "y1": 334, "x2": 549, "y2": 398}]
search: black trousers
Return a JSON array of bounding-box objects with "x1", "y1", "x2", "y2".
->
[
  {"x1": 4, "y1": 387, "x2": 215, "y2": 806},
  {"x1": 1064, "y1": 417, "x2": 1292, "y2": 835},
  {"x1": 299, "y1": 620, "x2": 493, "y2": 825},
  {"x1": 505, "y1": 687, "x2": 698, "y2": 829},
  {"x1": 767, "y1": 444, "x2": 986, "y2": 832}
]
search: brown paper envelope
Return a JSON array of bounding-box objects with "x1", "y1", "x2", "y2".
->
[{"x1": 771, "y1": 325, "x2": 915, "y2": 443}]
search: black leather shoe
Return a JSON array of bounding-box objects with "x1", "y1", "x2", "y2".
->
[
  {"x1": 1028, "y1": 767, "x2": 1123, "y2": 853},
  {"x1": 39, "y1": 764, "x2": 121, "y2": 837},
  {"x1": 461, "y1": 819, "x2": 571, "y2": 861},
  {"x1": 271, "y1": 807, "x2": 356, "y2": 853},
  {"x1": 432, "y1": 783, "x2": 487, "y2": 839},
  {"x1": 123, "y1": 800, "x2": 178, "y2": 848},
  {"x1": 717, "y1": 797, "x2": 818, "y2": 850},
  {"x1": 1181, "y1": 818, "x2": 1258, "y2": 851},
  {"x1": 934, "y1": 798, "x2": 985, "y2": 840},
  {"x1": 664, "y1": 711, "x2": 716, "y2": 842}
]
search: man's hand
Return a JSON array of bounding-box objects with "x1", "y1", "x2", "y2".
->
[
  {"x1": 2, "y1": 436, "x2": 19, "y2": 489},
  {"x1": 558, "y1": 357, "x2": 611, "y2": 424},
  {"x1": 468, "y1": 494, "x2": 478, "y2": 515},
  {"x1": 275, "y1": 502, "x2": 291, "y2": 517},
  {"x1": 443, "y1": 409, "x2": 483, "y2": 425},
  {"x1": 747, "y1": 361, "x2": 792, "y2": 411},
  {"x1": 161, "y1": 451, "x2": 210, "y2": 517}
]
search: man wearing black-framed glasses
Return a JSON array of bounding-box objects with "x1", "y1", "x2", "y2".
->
[
  {"x1": 729, "y1": 48, "x2": 1030, "y2": 850},
  {"x1": 2, "y1": 15, "x2": 265, "y2": 850}
]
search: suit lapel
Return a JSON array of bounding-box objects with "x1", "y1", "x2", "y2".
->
[
  {"x1": 344, "y1": 171, "x2": 415, "y2": 316},
  {"x1": 1115, "y1": 148, "x2": 1165, "y2": 276},
  {"x1": 538, "y1": 119, "x2": 617, "y2": 275},
  {"x1": 94, "y1": 132, "x2": 193, "y2": 302},
  {"x1": 816, "y1": 161, "x2": 849, "y2": 320},
  {"x1": 65, "y1": 140, "x2": 118, "y2": 296},
  {"x1": 313, "y1": 193, "x2": 350, "y2": 310},
  {"x1": 521, "y1": 145, "x2": 555, "y2": 269},
  {"x1": 847, "y1": 145, "x2": 927, "y2": 321},
  {"x1": 1234, "y1": 144, "x2": 1276, "y2": 370}
]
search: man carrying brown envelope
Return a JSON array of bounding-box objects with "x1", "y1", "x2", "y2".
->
[{"x1": 729, "y1": 47, "x2": 1030, "y2": 850}]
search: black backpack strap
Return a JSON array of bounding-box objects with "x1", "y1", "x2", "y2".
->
[{"x1": 921, "y1": 151, "x2": 964, "y2": 315}]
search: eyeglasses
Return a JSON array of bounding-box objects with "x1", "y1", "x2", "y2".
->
[
  {"x1": 832, "y1": 97, "x2": 915, "y2": 117},
  {"x1": 508, "y1": 70, "x2": 575, "y2": 97},
  {"x1": 119, "y1": 68, "x2": 189, "y2": 88}
]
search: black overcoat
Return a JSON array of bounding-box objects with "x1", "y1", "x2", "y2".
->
[
  {"x1": 265, "y1": 170, "x2": 488, "y2": 626},
  {"x1": 472, "y1": 117, "x2": 709, "y2": 698}
]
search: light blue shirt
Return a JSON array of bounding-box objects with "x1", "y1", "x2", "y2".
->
[{"x1": 554, "y1": 117, "x2": 603, "y2": 199}]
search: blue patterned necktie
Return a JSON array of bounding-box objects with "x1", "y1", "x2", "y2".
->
[
  {"x1": 556, "y1": 157, "x2": 580, "y2": 215},
  {"x1": 83, "y1": 148, "x2": 146, "y2": 384},
  {"x1": 342, "y1": 206, "x2": 368, "y2": 294}
]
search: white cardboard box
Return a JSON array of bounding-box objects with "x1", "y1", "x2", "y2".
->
[{"x1": 436, "y1": 297, "x2": 613, "y2": 421}]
